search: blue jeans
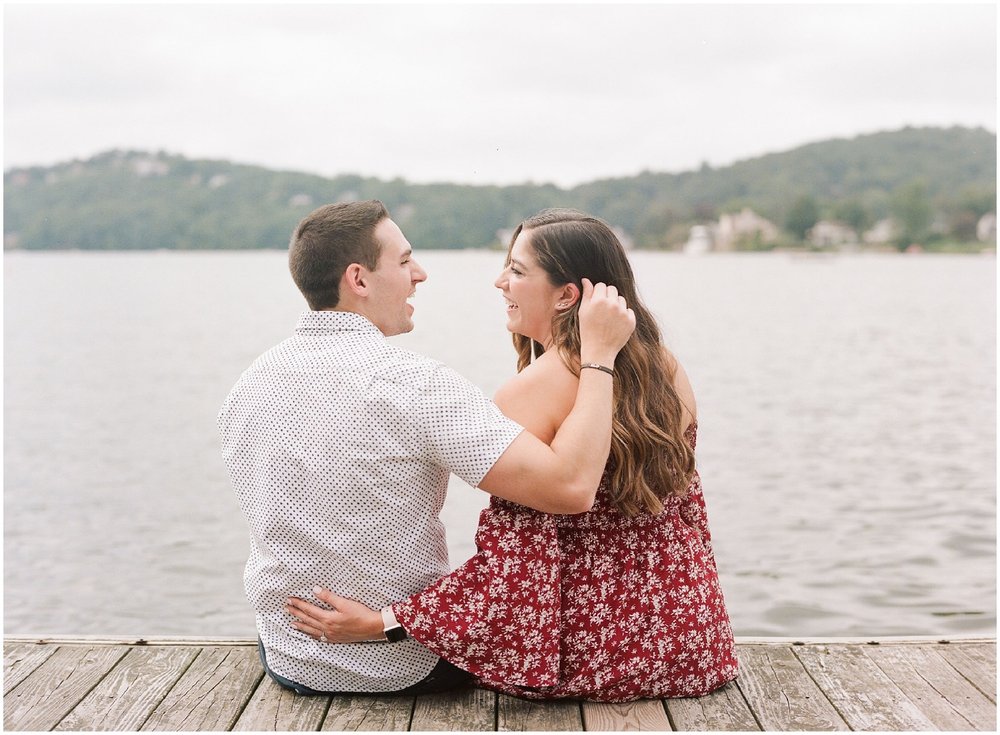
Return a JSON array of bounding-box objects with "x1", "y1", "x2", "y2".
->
[
  {"x1": 257, "y1": 639, "x2": 326, "y2": 695},
  {"x1": 256, "y1": 638, "x2": 471, "y2": 696}
]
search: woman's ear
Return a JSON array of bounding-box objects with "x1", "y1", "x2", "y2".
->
[{"x1": 554, "y1": 282, "x2": 581, "y2": 311}]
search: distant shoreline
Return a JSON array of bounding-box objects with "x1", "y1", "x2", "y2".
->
[
  {"x1": 5, "y1": 128, "x2": 995, "y2": 252},
  {"x1": 4, "y1": 245, "x2": 995, "y2": 256}
]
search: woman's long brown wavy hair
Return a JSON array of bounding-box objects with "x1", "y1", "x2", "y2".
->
[{"x1": 507, "y1": 209, "x2": 695, "y2": 516}]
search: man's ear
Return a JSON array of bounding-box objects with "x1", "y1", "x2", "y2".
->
[
  {"x1": 555, "y1": 282, "x2": 582, "y2": 311},
  {"x1": 342, "y1": 263, "x2": 368, "y2": 298}
]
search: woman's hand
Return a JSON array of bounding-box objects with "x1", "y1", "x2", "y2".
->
[
  {"x1": 286, "y1": 587, "x2": 385, "y2": 643},
  {"x1": 577, "y1": 278, "x2": 636, "y2": 367}
]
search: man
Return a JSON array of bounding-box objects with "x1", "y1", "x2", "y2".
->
[{"x1": 219, "y1": 200, "x2": 634, "y2": 695}]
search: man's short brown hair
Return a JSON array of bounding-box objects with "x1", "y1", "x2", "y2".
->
[{"x1": 288, "y1": 200, "x2": 389, "y2": 310}]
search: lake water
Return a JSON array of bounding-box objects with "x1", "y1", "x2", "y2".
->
[{"x1": 3, "y1": 250, "x2": 996, "y2": 638}]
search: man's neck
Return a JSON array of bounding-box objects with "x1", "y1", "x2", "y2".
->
[{"x1": 319, "y1": 305, "x2": 388, "y2": 336}]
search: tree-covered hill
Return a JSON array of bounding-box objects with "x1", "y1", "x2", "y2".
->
[{"x1": 3, "y1": 126, "x2": 995, "y2": 251}]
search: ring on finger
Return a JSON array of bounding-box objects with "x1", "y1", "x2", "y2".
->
[{"x1": 320, "y1": 633, "x2": 328, "y2": 643}]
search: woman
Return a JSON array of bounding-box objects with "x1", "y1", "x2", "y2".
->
[{"x1": 288, "y1": 209, "x2": 738, "y2": 701}]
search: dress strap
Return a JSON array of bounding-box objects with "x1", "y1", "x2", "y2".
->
[{"x1": 684, "y1": 421, "x2": 698, "y2": 450}]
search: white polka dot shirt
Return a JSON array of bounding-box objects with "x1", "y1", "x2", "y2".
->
[{"x1": 218, "y1": 310, "x2": 524, "y2": 692}]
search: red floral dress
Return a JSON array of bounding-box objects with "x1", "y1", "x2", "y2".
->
[{"x1": 393, "y1": 423, "x2": 739, "y2": 702}]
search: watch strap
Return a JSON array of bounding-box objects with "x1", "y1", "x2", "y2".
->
[{"x1": 381, "y1": 606, "x2": 407, "y2": 643}]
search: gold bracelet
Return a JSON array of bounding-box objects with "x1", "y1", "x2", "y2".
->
[{"x1": 580, "y1": 363, "x2": 614, "y2": 376}]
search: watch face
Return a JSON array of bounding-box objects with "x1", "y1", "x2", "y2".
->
[{"x1": 385, "y1": 625, "x2": 407, "y2": 643}]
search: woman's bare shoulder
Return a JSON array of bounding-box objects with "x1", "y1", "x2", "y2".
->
[
  {"x1": 661, "y1": 346, "x2": 697, "y2": 426},
  {"x1": 494, "y1": 351, "x2": 577, "y2": 444},
  {"x1": 495, "y1": 350, "x2": 575, "y2": 393}
]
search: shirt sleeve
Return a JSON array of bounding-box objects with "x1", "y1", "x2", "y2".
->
[{"x1": 418, "y1": 365, "x2": 524, "y2": 487}]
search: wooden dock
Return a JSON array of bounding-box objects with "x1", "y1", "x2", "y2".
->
[{"x1": 3, "y1": 636, "x2": 995, "y2": 731}]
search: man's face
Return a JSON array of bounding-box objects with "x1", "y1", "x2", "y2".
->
[{"x1": 365, "y1": 218, "x2": 427, "y2": 336}]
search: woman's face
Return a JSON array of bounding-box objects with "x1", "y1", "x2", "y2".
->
[{"x1": 494, "y1": 229, "x2": 565, "y2": 347}]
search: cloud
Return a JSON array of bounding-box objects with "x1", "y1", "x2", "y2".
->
[{"x1": 3, "y1": 3, "x2": 995, "y2": 186}]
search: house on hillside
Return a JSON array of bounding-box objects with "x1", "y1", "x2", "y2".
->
[
  {"x1": 863, "y1": 219, "x2": 896, "y2": 246},
  {"x1": 7, "y1": 171, "x2": 30, "y2": 187},
  {"x1": 683, "y1": 225, "x2": 713, "y2": 255},
  {"x1": 808, "y1": 220, "x2": 857, "y2": 248},
  {"x1": 715, "y1": 208, "x2": 779, "y2": 251},
  {"x1": 977, "y1": 213, "x2": 996, "y2": 243},
  {"x1": 132, "y1": 157, "x2": 170, "y2": 177}
]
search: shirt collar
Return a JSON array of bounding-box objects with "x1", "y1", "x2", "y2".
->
[{"x1": 295, "y1": 310, "x2": 384, "y2": 337}]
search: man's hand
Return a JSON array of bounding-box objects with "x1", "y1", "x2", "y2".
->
[
  {"x1": 286, "y1": 587, "x2": 385, "y2": 643},
  {"x1": 577, "y1": 277, "x2": 636, "y2": 367}
]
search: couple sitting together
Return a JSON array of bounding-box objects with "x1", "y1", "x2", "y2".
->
[{"x1": 219, "y1": 200, "x2": 738, "y2": 702}]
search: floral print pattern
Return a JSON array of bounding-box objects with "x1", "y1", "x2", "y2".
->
[{"x1": 393, "y1": 423, "x2": 739, "y2": 701}]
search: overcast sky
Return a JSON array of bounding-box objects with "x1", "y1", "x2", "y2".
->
[{"x1": 3, "y1": 2, "x2": 996, "y2": 187}]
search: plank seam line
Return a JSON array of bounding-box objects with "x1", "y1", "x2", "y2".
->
[
  {"x1": 856, "y1": 648, "x2": 944, "y2": 728},
  {"x1": 392, "y1": 694, "x2": 415, "y2": 731},
  {"x1": 875, "y1": 647, "x2": 980, "y2": 729},
  {"x1": 148, "y1": 646, "x2": 226, "y2": 730},
  {"x1": 733, "y1": 660, "x2": 764, "y2": 732},
  {"x1": 135, "y1": 646, "x2": 203, "y2": 732},
  {"x1": 733, "y1": 676, "x2": 766, "y2": 731},
  {"x1": 788, "y1": 645, "x2": 855, "y2": 730},
  {"x1": 52, "y1": 645, "x2": 132, "y2": 731},
  {"x1": 657, "y1": 698, "x2": 678, "y2": 733},
  {"x1": 226, "y1": 666, "x2": 266, "y2": 731},
  {"x1": 918, "y1": 669, "x2": 978, "y2": 729},
  {"x1": 314, "y1": 689, "x2": 335, "y2": 731},
  {"x1": 3, "y1": 650, "x2": 47, "y2": 699},
  {"x1": 2, "y1": 644, "x2": 59, "y2": 698},
  {"x1": 180, "y1": 650, "x2": 232, "y2": 727},
  {"x1": 936, "y1": 647, "x2": 997, "y2": 704}
]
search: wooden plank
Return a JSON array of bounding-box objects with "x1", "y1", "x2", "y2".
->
[
  {"x1": 3, "y1": 641, "x2": 59, "y2": 694},
  {"x1": 865, "y1": 644, "x2": 996, "y2": 731},
  {"x1": 410, "y1": 686, "x2": 496, "y2": 731},
  {"x1": 140, "y1": 646, "x2": 263, "y2": 731},
  {"x1": 735, "y1": 645, "x2": 849, "y2": 730},
  {"x1": 664, "y1": 681, "x2": 759, "y2": 731},
  {"x1": 4, "y1": 635, "x2": 257, "y2": 647},
  {"x1": 951, "y1": 641, "x2": 996, "y2": 669},
  {"x1": 2, "y1": 639, "x2": 993, "y2": 733},
  {"x1": 734, "y1": 636, "x2": 976, "y2": 645},
  {"x1": 937, "y1": 643, "x2": 997, "y2": 703},
  {"x1": 3, "y1": 645, "x2": 129, "y2": 731},
  {"x1": 54, "y1": 646, "x2": 200, "y2": 731},
  {"x1": 321, "y1": 694, "x2": 414, "y2": 731},
  {"x1": 233, "y1": 676, "x2": 331, "y2": 731},
  {"x1": 498, "y1": 693, "x2": 582, "y2": 730},
  {"x1": 581, "y1": 699, "x2": 671, "y2": 731},
  {"x1": 793, "y1": 644, "x2": 938, "y2": 731}
]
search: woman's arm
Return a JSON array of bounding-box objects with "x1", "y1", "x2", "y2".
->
[
  {"x1": 477, "y1": 281, "x2": 634, "y2": 514},
  {"x1": 492, "y1": 351, "x2": 578, "y2": 445}
]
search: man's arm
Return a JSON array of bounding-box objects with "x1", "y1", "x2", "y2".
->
[
  {"x1": 285, "y1": 280, "x2": 634, "y2": 644},
  {"x1": 477, "y1": 279, "x2": 634, "y2": 514}
]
